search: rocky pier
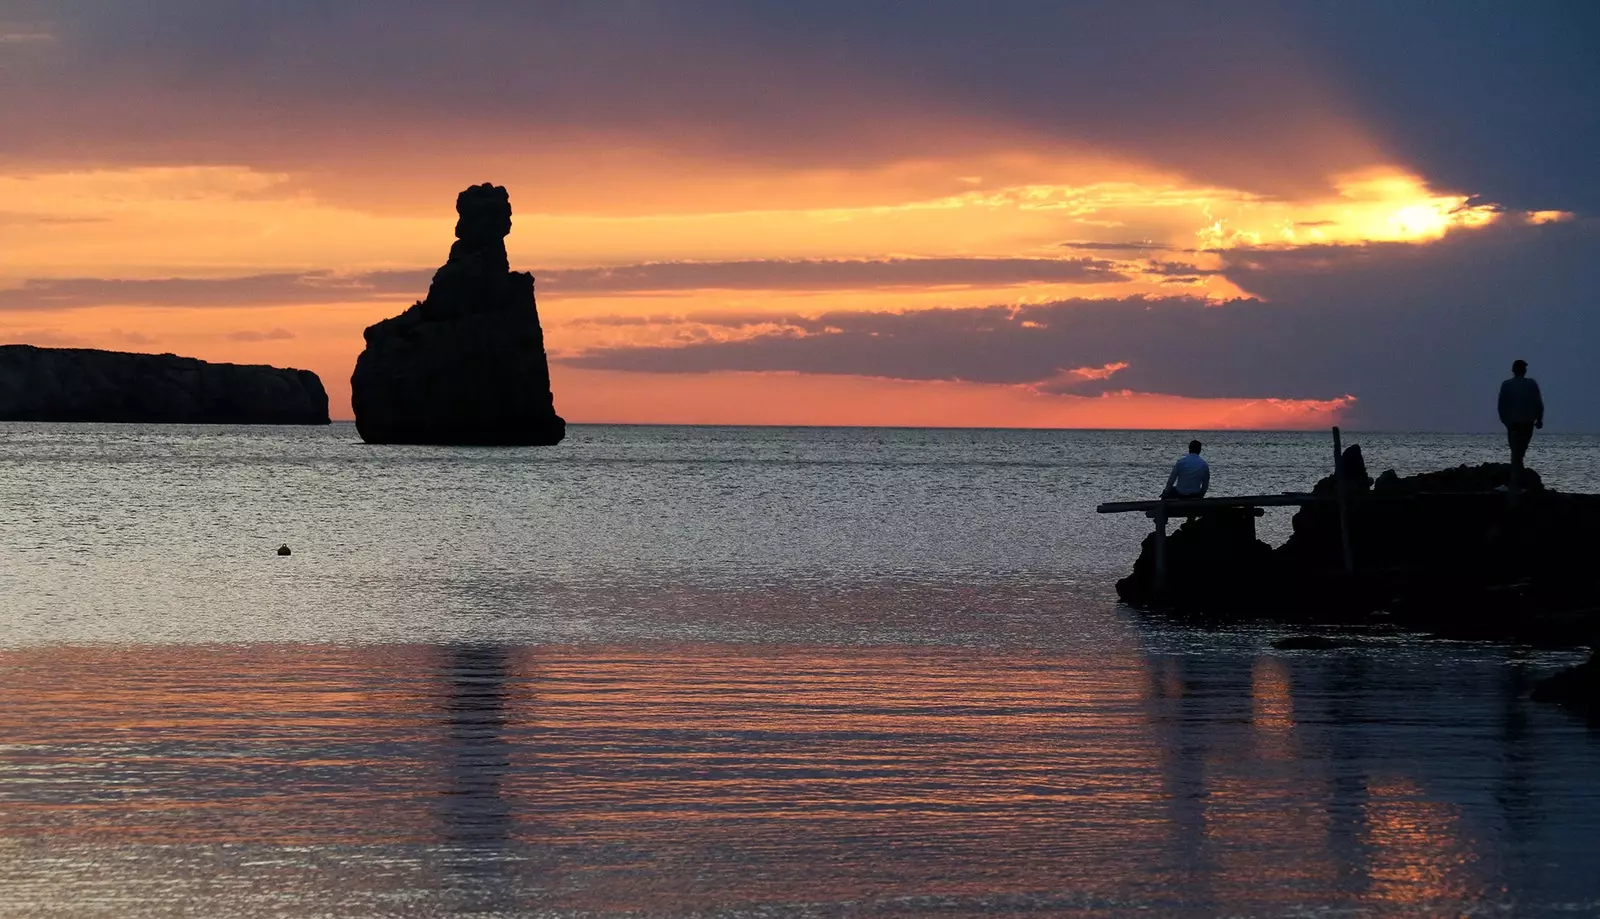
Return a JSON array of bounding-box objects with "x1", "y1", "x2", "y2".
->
[{"x1": 1105, "y1": 448, "x2": 1600, "y2": 713}]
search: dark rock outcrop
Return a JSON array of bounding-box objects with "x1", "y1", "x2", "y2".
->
[
  {"x1": 1532, "y1": 650, "x2": 1600, "y2": 714},
  {"x1": 1115, "y1": 461, "x2": 1600, "y2": 644},
  {"x1": 351, "y1": 183, "x2": 564, "y2": 446},
  {"x1": 1115, "y1": 510, "x2": 1274, "y2": 608},
  {"x1": 0, "y1": 345, "x2": 329, "y2": 424}
]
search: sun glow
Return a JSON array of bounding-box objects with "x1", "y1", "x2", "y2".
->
[{"x1": 1197, "y1": 171, "x2": 1514, "y2": 250}]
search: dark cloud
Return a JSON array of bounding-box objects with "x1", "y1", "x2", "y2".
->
[
  {"x1": 1143, "y1": 260, "x2": 1221, "y2": 277},
  {"x1": 352, "y1": 270, "x2": 433, "y2": 296},
  {"x1": 0, "y1": 211, "x2": 105, "y2": 227},
  {"x1": 1, "y1": 3, "x2": 1592, "y2": 211},
  {"x1": 0, "y1": 272, "x2": 400, "y2": 310},
  {"x1": 225, "y1": 327, "x2": 295, "y2": 342},
  {"x1": 560, "y1": 296, "x2": 1302, "y2": 393},
  {"x1": 536, "y1": 257, "x2": 1128, "y2": 294},
  {"x1": 1297, "y1": 1, "x2": 1600, "y2": 214},
  {"x1": 0, "y1": 258, "x2": 1126, "y2": 311},
  {"x1": 565, "y1": 312, "x2": 792, "y2": 330},
  {"x1": 563, "y1": 314, "x2": 663, "y2": 328},
  {"x1": 563, "y1": 220, "x2": 1600, "y2": 431}
]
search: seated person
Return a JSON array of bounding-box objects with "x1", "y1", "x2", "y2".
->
[{"x1": 1162, "y1": 440, "x2": 1210, "y2": 499}]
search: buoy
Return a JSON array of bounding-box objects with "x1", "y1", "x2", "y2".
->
[{"x1": 277, "y1": 544, "x2": 292, "y2": 556}]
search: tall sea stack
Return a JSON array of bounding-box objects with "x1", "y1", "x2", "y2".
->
[{"x1": 351, "y1": 183, "x2": 565, "y2": 445}]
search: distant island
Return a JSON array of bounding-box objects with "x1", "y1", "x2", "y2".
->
[{"x1": 0, "y1": 344, "x2": 329, "y2": 425}]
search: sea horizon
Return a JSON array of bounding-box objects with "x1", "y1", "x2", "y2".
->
[{"x1": 24, "y1": 417, "x2": 1595, "y2": 437}]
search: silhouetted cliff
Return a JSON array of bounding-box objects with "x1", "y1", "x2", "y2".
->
[
  {"x1": 0, "y1": 345, "x2": 329, "y2": 424},
  {"x1": 351, "y1": 183, "x2": 564, "y2": 446}
]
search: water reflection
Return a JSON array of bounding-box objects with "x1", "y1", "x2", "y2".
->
[
  {"x1": 1, "y1": 640, "x2": 1598, "y2": 916},
  {"x1": 1142, "y1": 650, "x2": 1479, "y2": 910},
  {"x1": 435, "y1": 645, "x2": 517, "y2": 914}
]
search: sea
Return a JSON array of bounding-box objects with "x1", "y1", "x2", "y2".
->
[{"x1": 3, "y1": 423, "x2": 1599, "y2": 918}]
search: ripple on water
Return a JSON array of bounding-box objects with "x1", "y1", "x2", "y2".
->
[{"x1": 1, "y1": 636, "x2": 1598, "y2": 917}]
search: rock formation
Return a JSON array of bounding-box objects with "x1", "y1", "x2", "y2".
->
[
  {"x1": 351, "y1": 183, "x2": 565, "y2": 445},
  {"x1": 1532, "y1": 650, "x2": 1600, "y2": 715},
  {"x1": 1114, "y1": 461, "x2": 1600, "y2": 644},
  {"x1": 1115, "y1": 510, "x2": 1274, "y2": 609},
  {"x1": 0, "y1": 345, "x2": 329, "y2": 424}
]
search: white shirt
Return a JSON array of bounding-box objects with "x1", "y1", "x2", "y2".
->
[{"x1": 1167, "y1": 453, "x2": 1210, "y2": 496}]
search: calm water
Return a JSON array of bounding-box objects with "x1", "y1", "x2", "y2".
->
[{"x1": 3, "y1": 423, "x2": 1599, "y2": 917}]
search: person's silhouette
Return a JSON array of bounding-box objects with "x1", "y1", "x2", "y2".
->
[
  {"x1": 1497, "y1": 360, "x2": 1544, "y2": 487},
  {"x1": 1162, "y1": 440, "x2": 1210, "y2": 499}
]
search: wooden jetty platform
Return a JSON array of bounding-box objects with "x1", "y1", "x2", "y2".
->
[
  {"x1": 1097, "y1": 494, "x2": 1320, "y2": 515},
  {"x1": 1097, "y1": 493, "x2": 1331, "y2": 596},
  {"x1": 1097, "y1": 427, "x2": 1358, "y2": 594}
]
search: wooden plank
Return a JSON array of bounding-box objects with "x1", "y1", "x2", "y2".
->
[
  {"x1": 1096, "y1": 494, "x2": 1322, "y2": 514},
  {"x1": 1097, "y1": 491, "x2": 1525, "y2": 515},
  {"x1": 1144, "y1": 507, "x2": 1264, "y2": 519}
]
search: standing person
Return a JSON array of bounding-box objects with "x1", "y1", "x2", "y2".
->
[
  {"x1": 1162, "y1": 440, "x2": 1210, "y2": 499},
  {"x1": 1498, "y1": 359, "x2": 1544, "y2": 485}
]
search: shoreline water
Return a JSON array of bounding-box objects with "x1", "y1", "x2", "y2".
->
[{"x1": 4, "y1": 423, "x2": 1599, "y2": 916}]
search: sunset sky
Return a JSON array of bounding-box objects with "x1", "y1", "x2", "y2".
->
[{"x1": 1, "y1": 2, "x2": 1595, "y2": 429}]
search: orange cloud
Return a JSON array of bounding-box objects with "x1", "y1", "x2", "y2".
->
[{"x1": 1063, "y1": 362, "x2": 1130, "y2": 382}]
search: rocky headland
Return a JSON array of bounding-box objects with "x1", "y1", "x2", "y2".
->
[
  {"x1": 0, "y1": 345, "x2": 329, "y2": 424},
  {"x1": 351, "y1": 183, "x2": 565, "y2": 446}
]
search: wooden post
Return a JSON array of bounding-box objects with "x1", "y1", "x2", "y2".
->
[
  {"x1": 1153, "y1": 502, "x2": 1169, "y2": 597},
  {"x1": 1332, "y1": 426, "x2": 1355, "y2": 576}
]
